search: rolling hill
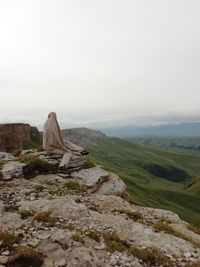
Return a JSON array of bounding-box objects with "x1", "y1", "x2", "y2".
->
[{"x1": 62, "y1": 128, "x2": 200, "y2": 226}]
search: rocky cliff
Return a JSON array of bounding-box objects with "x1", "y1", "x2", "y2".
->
[
  {"x1": 0, "y1": 124, "x2": 41, "y2": 152},
  {"x1": 0, "y1": 150, "x2": 199, "y2": 267}
]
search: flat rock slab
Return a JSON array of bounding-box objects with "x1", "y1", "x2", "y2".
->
[
  {"x1": 1, "y1": 161, "x2": 25, "y2": 180},
  {"x1": 71, "y1": 167, "x2": 109, "y2": 187}
]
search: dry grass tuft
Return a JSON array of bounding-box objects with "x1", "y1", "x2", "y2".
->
[
  {"x1": 0, "y1": 230, "x2": 20, "y2": 249},
  {"x1": 102, "y1": 231, "x2": 127, "y2": 252},
  {"x1": 34, "y1": 211, "x2": 57, "y2": 227},
  {"x1": 128, "y1": 245, "x2": 173, "y2": 266},
  {"x1": 112, "y1": 208, "x2": 144, "y2": 223},
  {"x1": 72, "y1": 232, "x2": 84, "y2": 243},
  {"x1": 6, "y1": 246, "x2": 44, "y2": 267}
]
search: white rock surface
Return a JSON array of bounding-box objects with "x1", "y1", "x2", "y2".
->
[
  {"x1": 1, "y1": 161, "x2": 25, "y2": 180},
  {"x1": 71, "y1": 167, "x2": 109, "y2": 187}
]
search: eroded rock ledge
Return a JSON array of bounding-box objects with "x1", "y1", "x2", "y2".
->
[
  {"x1": 0, "y1": 123, "x2": 40, "y2": 152},
  {"x1": 0, "y1": 150, "x2": 199, "y2": 267}
]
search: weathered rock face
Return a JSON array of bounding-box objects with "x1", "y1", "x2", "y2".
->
[
  {"x1": 0, "y1": 151, "x2": 200, "y2": 267},
  {"x1": 0, "y1": 123, "x2": 40, "y2": 152}
]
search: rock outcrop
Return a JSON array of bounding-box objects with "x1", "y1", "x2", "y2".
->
[
  {"x1": 0, "y1": 150, "x2": 199, "y2": 267},
  {"x1": 0, "y1": 123, "x2": 40, "y2": 152}
]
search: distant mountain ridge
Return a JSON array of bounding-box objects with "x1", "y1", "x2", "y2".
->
[{"x1": 101, "y1": 122, "x2": 200, "y2": 137}]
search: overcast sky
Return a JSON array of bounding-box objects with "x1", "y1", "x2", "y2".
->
[{"x1": 0, "y1": 0, "x2": 200, "y2": 129}]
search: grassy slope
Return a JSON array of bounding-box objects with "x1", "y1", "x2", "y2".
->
[{"x1": 83, "y1": 136, "x2": 200, "y2": 226}]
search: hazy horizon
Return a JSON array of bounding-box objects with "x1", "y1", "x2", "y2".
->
[{"x1": 0, "y1": 0, "x2": 200, "y2": 129}]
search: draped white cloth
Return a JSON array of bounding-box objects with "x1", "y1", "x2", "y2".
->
[{"x1": 43, "y1": 112, "x2": 83, "y2": 167}]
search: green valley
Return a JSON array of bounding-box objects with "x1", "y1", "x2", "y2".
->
[{"x1": 62, "y1": 128, "x2": 200, "y2": 226}]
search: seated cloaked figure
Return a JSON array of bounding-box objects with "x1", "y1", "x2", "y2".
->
[{"x1": 43, "y1": 112, "x2": 88, "y2": 167}]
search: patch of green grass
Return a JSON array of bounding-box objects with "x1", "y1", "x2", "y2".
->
[
  {"x1": 128, "y1": 245, "x2": 173, "y2": 266},
  {"x1": 83, "y1": 134, "x2": 200, "y2": 226},
  {"x1": 0, "y1": 230, "x2": 20, "y2": 249},
  {"x1": 83, "y1": 156, "x2": 96, "y2": 168},
  {"x1": 6, "y1": 246, "x2": 44, "y2": 267}
]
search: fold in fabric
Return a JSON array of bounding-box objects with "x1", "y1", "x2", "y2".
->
[
  {"x1": 43, "y1": 112, "x2": 84, "y2": 168},
  {"x1": 59, "y1": 152, "x2": 72, "y2": 168}
]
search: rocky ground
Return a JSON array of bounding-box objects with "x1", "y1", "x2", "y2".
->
[{"x1": 0, "y1": 150, "x2": 200, "y2": 267}]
